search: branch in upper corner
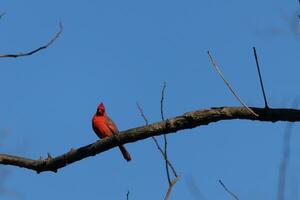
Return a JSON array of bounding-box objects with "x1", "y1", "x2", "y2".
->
[
  {"x1": 218, "y1": 180, "x2": 239, "y2": 200},
  {"x1": 207, "y1": 51, "x2": 259, "y2": 117},
  {"x1": 252, "y1": 47, "x2": 269, "y2": 109},
  {"x1": 0, "y1": 22, "x2": 63, "y2": 58},
  {"x1": 136, "y1": 102, "x2": 178, "y2": 177},
  {"x1": 1, "y1": 106, "x2": 300, "y2": 173}
]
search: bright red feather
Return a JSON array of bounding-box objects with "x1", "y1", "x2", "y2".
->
[{"x1": 92, "y1": 102, "x2": 131, "y2": 161}]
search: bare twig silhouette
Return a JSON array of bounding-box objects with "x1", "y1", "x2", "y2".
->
[
  {"x1": 186, "y1": 175, "x2": 206, "y2": 200},
  {"x1": 0, "y1": 22, "x2": 63, "y2": 58},
  {"x1": 136, "y1": 102, "x2": 178, "y2": 177},
  {"x1": 164, "y1": 176, "x2": 180, "y2": 200},
  {"x1": 160, "y1": 82, "x2": 172, "y2": 185},
  {"x1": 207, "y1": 51, "x2": 258, "y2": 117},
  {"x1": 277, "y1": 123, "x2": 293, "y2": 200},
  {"x1": 219, "y1": 180, "x2": 239, "y2": 200},
  {"x1": 253, "y1": 47, "x2": 269, "y2": 108}
]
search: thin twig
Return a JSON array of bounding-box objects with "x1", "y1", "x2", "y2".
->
[
  {"x1": 207, "y1": 51, "x2": 259, "y2": 117},
  {"x1": 136, "y1": 102, "x2": 149, "y2": 125},
  {"x1": 277, "y1": 123, "x2": 293, "y2": 200},
  {"x1": 164, "y1": 176, "x2": 180, "y2": 200},
  {"x1": 160, "y1": 82, "x2": 171, "y2": 185},
  {"x1": 253, "y1": 47, "x2": 269, "y2": 109},
  {"x1": 0, "y1": 22, "x2": 63, "y2": 58},
  {"x1": 186, "y1": 175, "x2": 206, "y2": 199},
  {"x1": 218, "y1": 180, "x2": 240, "y2": 200},
  {"x1": 277, "y1": 100, "x2": 298, "y2": 200},
  {"x1": 126, "y1": 190, "x2": 130, "y2": 200},
  {"x1": 161, "y1": 82, "x2": 167, "y2": 121},
  {"x1": 137, "y1": 101, "x2": 179, "y2": 199},
  {"x1": 136, "y1": 102, "x2": 178, "y2": 177}
]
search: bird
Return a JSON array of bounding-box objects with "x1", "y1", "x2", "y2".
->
[{"x1": 92, "y1": 102, "x2": 131, "y2": 161}]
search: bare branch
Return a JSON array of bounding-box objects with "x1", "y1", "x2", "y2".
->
[
  {"x1": 0, "y1": 22, "x2": 63, "y2": 58},
  {"x1": 277, "y1": 101, "x2": 298, "y2": 200},
  {"x1": 137, "y1": 101, "x2": 179, "y2": 199},
  {"x1": 277, "y1": 123, "x2": 293, "y2": 200},
  {"x1": 136, "y1": 102, "x2": 149, "y2": 125},
  {"x1": 218, "y1": 180, "x2": 239, "y2": 200},
  {"x1": 160, "y1": 82, "x2": 167, "y2": 121},
  {"x1": 253, "y1": 47, "x2": 269, "y2": 108},
  {"x1": 136, "y1": 102, "x2": 178, "y2": 177},
  {"x1": 160, "y1": 82, "x2": 172, "y2": 185},
  {"x1": 207, "y1": 51, "x2": 259, "y2": 117},
  {"x1": 186, "y1": 175, "x2": 206, "y2": 199},
  {"x1": 126, "y1": 190, "x2": 130, "y2": 200},
  {"x1": 164, "y1": 176, "x2": 180, "y2": 200},
  {"x1": 1, "y1": 106, "x2": 300, "y2": 173}
]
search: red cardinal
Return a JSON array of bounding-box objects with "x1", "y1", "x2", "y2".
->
[{"x1": 92, "y1": 102, "x2": 131, "y2": 161}]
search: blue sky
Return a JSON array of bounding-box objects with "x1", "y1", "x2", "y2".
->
[{"x1": 0, "y1": 0, "x2": 300, "y2": 199}]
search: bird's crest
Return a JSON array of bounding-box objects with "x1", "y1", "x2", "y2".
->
[{"x1": 97, "y1": 102, "x2": 106, "y2": 114}]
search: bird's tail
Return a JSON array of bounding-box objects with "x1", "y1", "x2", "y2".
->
[{"x1": 119, "y1": 145, "x2": 131, "y2": 162}]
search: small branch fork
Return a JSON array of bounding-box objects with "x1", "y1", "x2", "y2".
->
[
  {"x1": 0, "y1": 22, "x2": 63, "y2": 58},
  {"x1": 159, "y1": 82, "x2": 181, "y2": 200},
  {"x1": 137, "y1": 83, "x2": 180, "y2": 200},
  {"x1": 1, "y1": 106, "x2": 300, "y2": 173},
  {"x1": 160, "y1": 82, "x2": 180, "y2": 200},
  {"x1": 136, "y1": 103, "x2": 178, "y2": 177},
  {"x1": 137, "y1": 102, "x2": 179, "y2": 200},
  {"x1": 164, "y1": 176, "x2": 180, "y2": 200}
]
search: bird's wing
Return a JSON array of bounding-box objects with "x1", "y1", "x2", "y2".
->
[{"x1": 105, "y1": 115, "x2": 119, "y2": 134}]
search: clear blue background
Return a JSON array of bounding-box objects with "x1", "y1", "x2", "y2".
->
[{"x1": 0, "y1": 1, "x2": 300, "y2": 199}]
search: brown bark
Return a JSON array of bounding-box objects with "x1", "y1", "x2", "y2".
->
[{"x1": 0, "y1": 106, "x2": 299, "y2": 173}]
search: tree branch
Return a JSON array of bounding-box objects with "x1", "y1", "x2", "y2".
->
[
  {"x1": 136, "y1": 102, "x2": 178, "y2": 177},
  {"x1": 277, "y1": 122, "x2": 294, "y2": 200},
  {"x1": 0, "y1": 22, "x2": 63, "y2": 58},
  {"x1": 253, "y1": 47, "x2": 269, "y2": 109},
  {"x1": 218, "y1": 180, "x2": 240, "y2": 200},
  {"x1": 1, "y1": 106, "x2": 300, "y2": 173},
  {"x1": 164, "y1": 176, "x2": 180, "y2": 200},
  {"x1": 160, "y1": 81, "x2": 172, "y2": 185},
  {"x1": 207, "y1": 51, "x2": 258, "y2": 117}
]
